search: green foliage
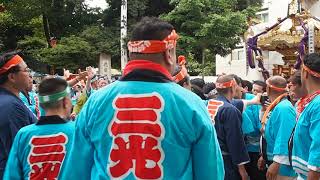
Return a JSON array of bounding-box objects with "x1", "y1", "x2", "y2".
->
[
  {"x1": 36, "y1": 36, "x2": 95, "y2": 70},
  {"x1": 0, "y1": 0, "x2": 260, "y2": 75},
  {"x1": 80, "y1": 25, "x2": 121, "y2": 68},
  {"x1": 163, "y1": 0, "x2": 261, "y2": 75}
]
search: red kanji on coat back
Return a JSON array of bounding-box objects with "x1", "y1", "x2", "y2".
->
[
  {"x1": 28, "y1": 133, "x2": 68, "y2": 180},
  {"x1": 207, "y1": 100, "x2": 224, "y2": 124},
  {"x1": 108, "y1": 93, "x2": 165, "y2": 179}
]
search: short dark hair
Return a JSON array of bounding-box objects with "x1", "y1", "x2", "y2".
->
[
  {"x1": 190, "y1": 78, "x2": 205, "y2": 89},
  {"x1": 131, "y1": 17, "x2": 174, "y2": 42},
  {"x1": 191, "y1": 84, "x2": 206, "y2": 100},
  {"x1": 0, "y1": 51, "x2": 21, "y2": 85},
  {"x1": 203, "y1": 83, "x2": 216, "y2": 94},
  {"x1": 241, "y1": 80, "x2": 253, "y2": 92},
  {"x1": 38, "y1": 77, "x2": 68, "y2": 110},
  {"x1": 304, "y1": 53, "x2": 320, "y2": 80},
  {"x1": 253, "y1": 80, "x2": 267, "y2": 92},
  {"x1": 129, "y1": 17, "x2": 175, "y2": 61},
  {"x1": 289, "y1": 70, "x2": 302, "y2": 85}
]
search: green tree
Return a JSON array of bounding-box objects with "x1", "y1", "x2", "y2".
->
[
  {"x1": 0, "y1": 0, "x2": 104, "y2": 72},
  {"x1": 163, "y1": 0, "x2": 261, "y2": 75},
  {"x1": 0, "y1": 0, "x2": 260, "y2": 75},
  {"x1": 36, "y1": 35, "x2": 95, "y2": 70}
]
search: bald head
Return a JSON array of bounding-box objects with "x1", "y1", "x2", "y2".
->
[
  {"x1": 216, "y1": 74, "x2": 235, "y2": 95},
  {"x1": 267, "y1": 76, "x2": 287, "y2": 94},
  {"x1": 216, "y1": 74, "x2": 234, "y2": 85}
]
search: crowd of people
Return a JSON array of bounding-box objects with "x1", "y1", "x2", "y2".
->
[{"x1": 0, "y1": 17, "x2": 320, "y2": 180}]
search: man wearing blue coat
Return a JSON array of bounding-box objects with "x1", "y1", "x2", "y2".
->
[
  {"x1": 0, "y1": 51, "x2": 36, "y2": 179},
  {"x1": 62, "y1": 17, "x2": 224, "y2": 180}
]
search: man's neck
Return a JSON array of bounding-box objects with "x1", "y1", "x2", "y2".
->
[
  {"x1": 307, "y1": 82, "x2": 320, "y2": 95},
  {"x1": 0, "y1": 84, "x2": 20, "y2": 97},
  {"x1": 223, "y1": 93, "x2": 233, "y2": 101},
  {"x1": 45, "y1": 110, "x2": 67, "y2": 119},
  {"x1": 269, "y1": 93, "x2": 283, "y2": 102},
  {"x1": 22, "y1": 89, "x2": 29, "y2": 96}
]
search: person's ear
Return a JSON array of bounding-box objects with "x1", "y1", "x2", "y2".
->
[
  {"x1": 62, "y1": 97, "x2": 68, "y2": 109},
  {"x1": 7, "y1": 73, "x2": 17, "y2": 83},
  {"x1": 302, "y1": 68, "x2": 308, "y2": 79},
  {"x1": 164, "y1": 50, "x2": 174, "y2": 65}
]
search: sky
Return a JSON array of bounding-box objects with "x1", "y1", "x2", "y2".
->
[{"x1": 85, "y1": 0, "x2": 108, "y2": 9}]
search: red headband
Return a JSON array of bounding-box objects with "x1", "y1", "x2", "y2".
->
[
  {"x1": 0, "y1": 55, "x2": 23, "y2": 75},
  {"x1": 128, "y1": 30, "x2": 179, "y2": 54},
  {"x1": 216, "y1": 79, "x2": 236, "y2": 89},
  {"x1": 303, "y1": 64, "x2": 320, "y2": 78},
  {"x1": 174, "y1": 67, "x2": 188, "y2": 83},
  {"x1": 266, "y1": 80, "x2": 287, "y2": 92},
  {"x1": 173, "y1": 56, "x2": 188, "y2": 83}
]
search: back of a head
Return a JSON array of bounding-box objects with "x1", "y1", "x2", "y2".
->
[
  {"x1": 289, "y1": 70, "x2": 302, "y2": 85},
  {"x1": 267, "y1": 76, "x2": 287, "y2": 93},
  {"x1": 241, "y1": 80, "x2": 253, "y2": 92},
  {"x1": 253, "y1": 80, "x2": 267, "y2": 92},
  {"x1": 191, "y1": 84, "x2": 206, "y2": 100},
  {"x1": 131, "y1": 17, "x2": 174, "y2": 42},
  {"x1": 190, "y1": 78, "x2": 205, "y2": 89},
  {"x1": 216, "y1": 74, "x2": 235, "y2": 95},
  {"x1": 230, "y1": 74, "x2": 242, "y2": 86},
  {"x1": 203, "y1": 83, "x2": 216, "y2": 94},
  {"x1": 303, "y1": 53, "x2": 320, "y2": 81},
  {"x1": 38, "y1": 78, "x2": 68, "y2": 109},
  {"x1": 0, "y1": 51, "x2": 22, "y2": 85}
]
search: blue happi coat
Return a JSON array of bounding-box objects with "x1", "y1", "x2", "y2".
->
[
  {"x1": 61, "y1": 62, "x2": 224, "y2": 180},
  {"x1": 0, "y1": 87, "x2": 36, "y2": 179},
  {"x1": 264, "y1": 99, "x2": 296, "y2": 177},
  {"x1": 3, "y1": 116, "x2": 74, "y2": 180},
  {"x1": 243, "y1": 93, "x2": 262, "y2": 153},
  {"x1": 19, "y1": 91, "x2": 45, "y2": 118},
  {"x1": 292, "y1": 95, "x2": 320, "y2": 179},
  {"x1": 210, "y1": 95, "x2": 249, "y2": 179},
  {"x1": 231, "y1": 98, "x2": 255, "y2": 135}
]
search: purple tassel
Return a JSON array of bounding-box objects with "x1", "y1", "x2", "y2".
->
[
  {"x1": 295, "y1": 20, "x2": 308, "y2": 69},
  {"x1": 245, "y1": 16, "x2": 289, "y2": 80}
]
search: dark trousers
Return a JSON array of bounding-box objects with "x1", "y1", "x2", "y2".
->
[
  {"x1": 223, "y1": 155, "x2": 241, "y2": 180},
  {"x1": 245, "y1": 152, "x2": 266, "y2": 180}
]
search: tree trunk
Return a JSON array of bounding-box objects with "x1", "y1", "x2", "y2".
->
[
  {"x1": 42, "y1": 14, "x2": 51, "y2": 48},
  {"x1": 202, "y1": 48, "x2": 205, "y2": 79}
]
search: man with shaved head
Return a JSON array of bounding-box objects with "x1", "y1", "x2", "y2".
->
[
  {"x1": 259, "y1": 76, "x2": 297, "y2": 180},
  {"x1": 208, "y1": 74, "x2": 250, "y2": 180}
]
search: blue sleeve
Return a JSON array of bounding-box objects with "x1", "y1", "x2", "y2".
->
[
  {"x1": 307, "y1": 106, "x2": 320, "y2": 171},
  {"x1": 273, "y1": 105, "x2": 296, "y2": 157},
  {"x1": 255, "y1": 105, "x2": 262, "y2": 130},
  {"x1": 231, "y1": 99, "x2": 244, "y2": 112},
  {"x1": 12, "y1": 102, "x2": 36, "y2": 126},
  {"x1": 192, "y1": 103, "x2": 224, "y2": 180},
  {"x1": 3, "y1": 131, "x2": 23, "y2": 180},
  {"x1": 224, "y1": 107, "x2": 250, "y2": 165},
  {"x1": 245, "y1": 104, "x2": 262, "y2": 131},
  {"x1": 242, "y1": 111, "x2": 255, "y2": 134},
  {"x1": 8, "y1": 103, "x2": 36, "y2": 141},
  {"x1": 60, "y1": 98, "x2": 95, "y2": 179},
  {"x1": 231, "y1": 100, "x2": 255, "y2": 134}
]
